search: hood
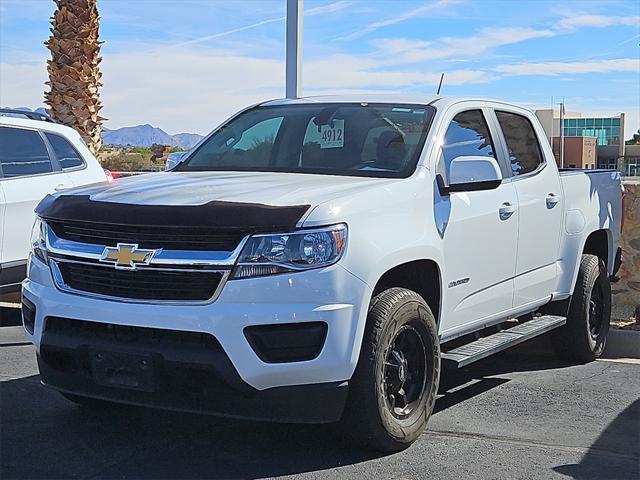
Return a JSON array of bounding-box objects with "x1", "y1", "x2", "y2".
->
[
  {"x1": 36, "y1": 171, "x2": 397, "y2": 230},
  {"x1": 66, "y1": 171, "x2": 394, "y2": 207}
]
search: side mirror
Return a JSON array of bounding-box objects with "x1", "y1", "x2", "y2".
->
[
  {"x1": 442, "y1": 156, "x2": 502, "y2": 194},
  {"x1": 165, "y1": 151, "x2": 188, "y2": 171}
]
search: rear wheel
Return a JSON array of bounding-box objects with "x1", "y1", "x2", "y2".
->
[
  {"x1": 552, "y1": 254, "x2": 611, "y2": 362},
  {"x1": 343, "y1": 288, "x2": 440, "y2": 452}
]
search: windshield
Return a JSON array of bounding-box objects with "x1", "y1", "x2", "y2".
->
[{"x1": 178, "y1": 103, "x2": 435, "y2": 178}]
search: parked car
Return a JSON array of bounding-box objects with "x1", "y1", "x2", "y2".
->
[
  {"x1": 23, "y1": 96, "x2": 622, "y2": 451},
  {"x1": 0, "y1": 109, "x2": 107, "y2": 294},
  {"x1": 165, "y1": 151, "x2": 189, "y2": 171}
]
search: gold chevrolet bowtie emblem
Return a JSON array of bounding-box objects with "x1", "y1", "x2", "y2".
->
[{"x1": 99, "y1": 243, "x2": 157, "y2": 270}]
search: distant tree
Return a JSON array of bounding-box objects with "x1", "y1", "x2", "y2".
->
[
  {"x1": 150, "y1": 143, "x2": 165, "y2": 160},
  {"x1": 100, "y1": 153, "x2": 147, "y2": 172},
  {"x1": 626, "y1": 129, "x2": 640, "y2": 145}
]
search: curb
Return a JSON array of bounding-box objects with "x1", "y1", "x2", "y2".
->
[{"x1": 603, "y1": 328, "x2": 640, "y2": 359}]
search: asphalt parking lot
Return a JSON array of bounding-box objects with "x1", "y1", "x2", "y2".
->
[{"x1": 1, "y1": 306, "x2": 639, "y2": 480}]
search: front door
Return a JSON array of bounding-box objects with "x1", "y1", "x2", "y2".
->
[{"x1": 437, "y1": 109, "x2": 518, "y2": 335}]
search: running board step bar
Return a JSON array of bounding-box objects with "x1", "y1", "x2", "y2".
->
[{"x1": 441, "y1": 315, "x2": 566, "y2": 368}]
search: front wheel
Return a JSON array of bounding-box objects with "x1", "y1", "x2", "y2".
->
[
  {"x1": 552, "y1": 254, "x2": 611, "y2": 362},
  {"x1": 343, "y1": 288, "x2": 440, "y2": 452}
]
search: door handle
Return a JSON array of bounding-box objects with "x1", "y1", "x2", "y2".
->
[
  {"x1": 54, "y1": 184, "x2": 68, "y2": 192},
  {"x1": 546, "y1": 193, "x2": 560, "y2": 208},
  {"x1": 499, "y1": 202, "x2": 516, "y2": 220}
]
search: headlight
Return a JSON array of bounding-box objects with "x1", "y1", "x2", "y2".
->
[
  {"x1": 30, "y1": 217, "x2": 48, "y2": 262},
  {"x1": 232, "y1": 224, "x2": 347, "y2": 279}
]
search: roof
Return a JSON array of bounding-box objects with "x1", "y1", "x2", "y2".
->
[
  {"x1": 0, "y1": 113, "x2": 83, "y2": 138},
  {"x1": 261, "y1": 94, "x2": 515, "y2": 109}
]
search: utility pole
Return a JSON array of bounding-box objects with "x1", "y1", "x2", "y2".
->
[
  {"x1": 285, "y1": 0, "x2": 303, "y2": 99},
  {"x1": 618, "y1": 112, "x2": 626, "y2": 174},
  {"x1": 559, "y1": 99, "x2": 565, "y2": 169}
]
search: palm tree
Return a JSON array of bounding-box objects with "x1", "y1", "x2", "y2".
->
[{"x1": 45, "y1": 0, "x2": 104, "y2": 154}]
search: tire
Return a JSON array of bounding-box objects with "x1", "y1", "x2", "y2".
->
[
  {"x1": 343, "y1": 288, "x2": 440, "y2": 452},
  {"x1": 552, "y1": 254, "x2": 611, "y2": 362}
]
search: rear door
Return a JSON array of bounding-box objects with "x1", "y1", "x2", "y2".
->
[
  {"x1": 0, "y1": 126, "x2": 68, "y2": 272},
  {"x1": 438, "y1": 107, "x2": 518, "y2": 334},
  {"x1": 494, "y1": 109, "x2": 563, "y2": 307}
]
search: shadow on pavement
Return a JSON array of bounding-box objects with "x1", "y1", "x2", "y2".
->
[
  {"x1": 553, "y1": 399, "x2": 640, "y2": 480},
  {"x1": 1, "y1": 344, "x2": 584, "y2": 480},
  {"x1": 1, "y1": 374, "x2": 382, "y2": 479}
]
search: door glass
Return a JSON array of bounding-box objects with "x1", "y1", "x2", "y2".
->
[
  {"x1": 44, "y1": 132, "x2": 85, "y2": 169},
  {"x1": 0, "y1": 127, "x2": 54, "y2": 177},
  {"x1": 495, "y1": 111, "x2": 543, "y2": 176},
  {"x1": 441, "y1": 110, "x2": 496, "y2": 181}
]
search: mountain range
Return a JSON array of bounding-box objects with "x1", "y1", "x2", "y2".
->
[
  {"x1": 103, "y1": 124, "x2": 204, "y2": 148},
  {"x1": 4, "y1": 107, "x2": 204, "y2": 149}
]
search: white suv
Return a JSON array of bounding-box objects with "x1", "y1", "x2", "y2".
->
[{"x1": 0, "y1": 109, "x2": 107, "y2": 294}]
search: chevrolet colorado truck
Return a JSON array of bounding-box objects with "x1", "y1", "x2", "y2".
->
[{"x1": 23, "y1": 96, "x2": 623, "y2": 451}]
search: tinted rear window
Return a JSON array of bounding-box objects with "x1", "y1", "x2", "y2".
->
[
  {"x1": 44, "y1": 132, "x2": 84, "y2": 169},
  {"x1": 495, "y1": 111, "x2": 544, "y2": 176},
  {"x1": 0, "y1": 127, "x2": 54, "y2": 178}
]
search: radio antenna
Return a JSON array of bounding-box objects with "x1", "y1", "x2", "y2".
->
[{"x1": 436, "y1": 73, "x2": 445, "y2": 95}]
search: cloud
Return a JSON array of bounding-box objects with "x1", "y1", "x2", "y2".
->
[
  {"x1": 0, "y1": 45, "x2": 494, "y2": 135},
  {"x1": 494, "y1": 58, "x2": 640, "y2": 76},
  {"x1": 371, "y1": 27, "x2": 555, "y2": 66},
  {"x1": 338, "y1": 0, "x2": 461, "y2": 40},
  {"x1": 557, "y1": 14, "x2": 640, "y2": 30},
  {"x1": 170, "y1": 1, "x2": 352, "y2": 49}
]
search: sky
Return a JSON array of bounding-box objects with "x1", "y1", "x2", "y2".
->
[{"x1": 0, "y1": 0, "x2": 638, "y2": 137}]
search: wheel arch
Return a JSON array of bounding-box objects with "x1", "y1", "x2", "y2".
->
[
  {"x1": 562, "y1": 227, "x2": 614, "y2": 298},
  {"x1": 582, "y1": 228, "x2": 611, "y2": 269},
  {"x1": 371, "y1": 259, "x2": 442, "y2": 326}
]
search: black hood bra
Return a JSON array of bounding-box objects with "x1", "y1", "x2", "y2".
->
[{"x1": 36, "y1": 194, "x2": 311, "y2": 231}]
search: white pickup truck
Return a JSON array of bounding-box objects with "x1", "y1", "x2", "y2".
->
[{"x1": 23, "y1": 96, "x2": 623, "y2": 451}]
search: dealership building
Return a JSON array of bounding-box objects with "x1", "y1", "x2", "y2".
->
[{"x1": 534, "y1": 109, "x2": 638, "y2": 176}]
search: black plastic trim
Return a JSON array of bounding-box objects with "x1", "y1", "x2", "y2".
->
[
  {"x1": 37, "y1": 317, "x2": 348, "y2": 423},
  {"x1": 447, "y1": 179, "x2": 502, "y2": 193},
  {"x1": 36, "y1": 194, "x2": 311, "y2": 230},
  {"x1": 21, "y1": 297, "x2": 36, "y2": 335},
  {"x1": 244, "y1": 322, "x2": 328, "y2": 363}
]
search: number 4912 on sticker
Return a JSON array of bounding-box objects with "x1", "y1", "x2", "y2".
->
[{"x1": 319, "y1": 120, "x2": 344, "y2": 149}]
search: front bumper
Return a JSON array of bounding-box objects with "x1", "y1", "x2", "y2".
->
[
  {"x1": 23, "y1": 257, "x2": 371, "y2": 422},
  {"x1": 36, "y1": 321, "x2": 348, "y2": 423}
]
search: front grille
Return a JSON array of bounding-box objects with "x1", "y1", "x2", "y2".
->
[
  {"x1": 56, "y1": 261, "x2": 223, "y2": 301},
  {"x1": 48, "y1": 220, "x2": 247, "y2": 251}
]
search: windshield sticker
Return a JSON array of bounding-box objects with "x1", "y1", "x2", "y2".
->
[{"x1": 319, "y1": 119, "x2": 344, "y2": 149}]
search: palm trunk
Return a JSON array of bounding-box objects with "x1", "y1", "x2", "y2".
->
[{"x1": 45, "y1": 0, "x2": 104, "y2": 155}]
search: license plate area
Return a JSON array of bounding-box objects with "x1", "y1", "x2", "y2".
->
[{"x1": 90, "y1": 349, "x2": 156, "y2": 392}]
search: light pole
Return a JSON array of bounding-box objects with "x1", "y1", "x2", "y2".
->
[{"x1": 286, "y1": 0, "x2": 303, "y2": 99}]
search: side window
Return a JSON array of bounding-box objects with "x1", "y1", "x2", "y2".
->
[
  {"x1": 44, "y1": 132, "x2": 85, "y2": 169},
  {"x1": 441, "y1": 110, "x2": 496, "y2": 179},
  {"x1": 0, "y1": 127, "x2": 54, "y2": 178},
  {"x1": 495, "y1": 111, "x2": 543, "y2": 176}
]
